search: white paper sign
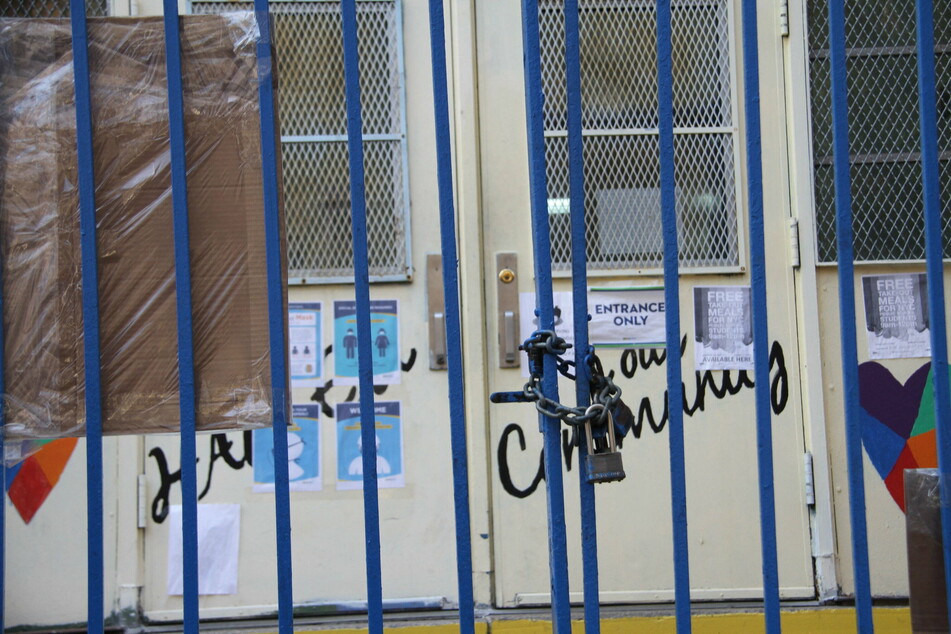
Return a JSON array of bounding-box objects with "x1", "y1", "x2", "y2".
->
[
  {"x1": 693, "y1": 286, "x2": 753, "y2": 370},
  {"x1": 862, "y1": 273, "x2": 931, "y2": 360},
  {"x1": 167, "y1": 504, "x2": 240, "y2": 596},
  {"x1": 588, "y1": 287, "x2": 666, "y2": 347}
]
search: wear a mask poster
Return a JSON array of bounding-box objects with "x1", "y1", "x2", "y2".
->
[
  {"x1": 289, "y1": 302, "x2": 322, "y2": 388},
  {"x1": 333, "y1": 299, "x2": 400, "y2": 385},
  {"x1": 335, "y1": 401, "x2": 404, "y2": 490},
  {"x1": 252, "y1": 404, "x2": 321, "y2": 492}
]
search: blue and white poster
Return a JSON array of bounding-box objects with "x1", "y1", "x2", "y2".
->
[
  {"x1": 335, "y1": 401, "x2": 404, "y2": 490},
  {"x1": 253, "y1": 404, "x2": 321, "y2": 492},
  {"x1": 333, "y1": 299, "x2": 400, "y2": 385},
  {"x1": 289, "y1": 302, "x2": 322, "y2": 388}
]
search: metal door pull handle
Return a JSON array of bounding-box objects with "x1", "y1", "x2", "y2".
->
[
  {"x1": 503, "y1": 310, "x2": 517, "y2": 363},
  {"x1": 434, "y1": 312, "x2": 447, "y2": 365}
]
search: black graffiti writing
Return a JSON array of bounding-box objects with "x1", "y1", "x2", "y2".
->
[
  {"x1": 309, "y1": 346, "x2": 418, "y2": 416},
  {"x1": 149, "y1": 431, "x2": 252, "y2": 524},
  {"x1": 621, "y1": 340, "x2": 787, "y2": 438},
  {"x1": 497, "y1": 423, "x2": 544, "y2": 498},
  {"x1": 148, "y1": 446, "x2": 181, "y2": 524},
  {"x1": 497, "y1": 341, "x2": 790, "y2": 497},
  {"x1": 497, "y1": 425, "x2": 578, "y2": 498},
  {"x1": 198, "y1": 432, "x2": 252, "y2": 499},
  {"x1": 149, "y1": 345, "x2": 421, "y2": 522}
]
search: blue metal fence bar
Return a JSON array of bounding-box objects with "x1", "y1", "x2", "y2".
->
[
  {"x1": 826, "y1": 0, "x2": 874, "y2": 630},
  {"x1": 914, "y1": 0, "x2": 951, "y2": 626},
  {"x1": 656, "y1": 1, "x2": 691, "y2": 631},
  {"x1": 425, "y1": 1, "x2": 475, "y2": 630},
  {"x1": 563, "y1": 0, "x2": 601, "y2": 630},
  {"x1": 520, "y1": 0, "x2": 572, "y2": 629},
  {"x1": 68, "y1": 1, "x2": 105, "y2": 630},
  {"x1": 739, "y1": 1, "x2": 780, "y2": 630},
  {"x1": 160, "y1": 2, "x2": 201, "y2": 629},
  {"x1": 252, "y1": 1, "x2": 296, "y2": 631},
  {"x1": 341, "y1": 1, "x2": 385, "y2": 631}
]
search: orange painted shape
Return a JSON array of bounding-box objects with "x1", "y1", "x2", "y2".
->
[
  {"x1": 32, "y1": 437, "x2": 78, "y2": 487},
  {"x1": 885, "y1": 444, "x2": 920, "y2": 511},
  {"x1": 907, "y1": 428, "x2": 938, "y2": 469}
]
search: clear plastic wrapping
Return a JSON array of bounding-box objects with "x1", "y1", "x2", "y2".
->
[
  {"x1": 0, "y1": 14, "x2": 284, "y2": 440},
  {"x1": 904, "y1": 468, "x2": 949, "y2": 633}
]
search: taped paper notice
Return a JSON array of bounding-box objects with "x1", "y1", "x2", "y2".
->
[
  {"x1": 167, "y1": 504, "x2": 240, "y2": 596},
  {"x1": 863, "y1": 273, "x2": 931, "y2": 360},
  {"x1": 588, "y1": 287, "x2": 665, "y2": 347},
  {"x1": 693, "y1": 286, "x2": 753, "y2": 370}
]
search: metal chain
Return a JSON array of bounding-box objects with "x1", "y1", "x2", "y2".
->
[{"x1": 520, "y1": 330, "x2": 622, "y2": 428}]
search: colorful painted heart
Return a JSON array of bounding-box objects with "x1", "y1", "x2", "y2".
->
[
  {"x1": 859, "y1": 361, "x2": 940, "y2": 511},
  {"x1": 4, "y1": 438, "x2": 78, "y2": 524}
]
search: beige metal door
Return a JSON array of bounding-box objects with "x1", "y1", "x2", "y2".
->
[{"x1": 472, "y1": 0, "x2": 816, "y2": 607}]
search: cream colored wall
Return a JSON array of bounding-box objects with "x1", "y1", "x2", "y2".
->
[
  {"x1": 5, "y1": 438, "x2": 132, "y2": 628},
  {"x1": 784, "y1": 0, "x2": 928, "y2": 601},
  {"x1": 811, "y1": 267, "x2": 935, "y2": 598}
]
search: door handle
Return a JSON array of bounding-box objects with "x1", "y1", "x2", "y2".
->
[
  {"x1": 497, "y1": 252, "x2": 519, "y2": 368},
  {"x1": 433, "y1": 312, "x2": 447, "y2": 366},
  {"x1": 427, "y1": 254, "x2": 448, "y2": 370},
  {"x1": 503, "y1": 311, "x2": 517, "y2": 364}
]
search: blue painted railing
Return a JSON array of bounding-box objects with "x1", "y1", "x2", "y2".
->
[
  {"x1": 426, "y1": 1, "x2": 476, "y2": 631},
  {"x1": 740, "y1": 0, "x2": 781, "y2": 631},
  {"x1": 521, "y1": 1, "x2": 573, "y2": 631},
  {"x1": 826, "y1": 0, "x2": 875, "y2": 631},
  {"x1": 69, "y1": 1, "x2": 107, "y2": 629},
  {"x1": 2, "y1": 1, "x2": 946, "y2": 632},
  {"x1": 915, "y1": 0, "x2": 951, "y2": 628},
  {"x1": 161, "y1": 0, "x2": 202, "y2": 629},
  {"x1": 563, "y1": 1, "x2": 601, "y2": 631},
  {"x1": 654, "y1": 2, "x2": 692, "y2": 631}
]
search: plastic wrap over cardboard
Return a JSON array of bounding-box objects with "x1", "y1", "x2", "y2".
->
[
  {"x1": 0, "y1": 14, "x2": 285, "y2": 441},
  {"x1": 905, "y1": 468, "x2": 949, "y2": 633}
]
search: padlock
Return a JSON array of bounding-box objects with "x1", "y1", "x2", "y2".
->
[{"x1": 583, "y1": 404, "x2": 626, "y2": 484}]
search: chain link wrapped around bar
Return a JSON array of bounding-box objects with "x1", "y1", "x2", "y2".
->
[{"x1": 520, "y1": 330, "x2": 621, "y2": 428}]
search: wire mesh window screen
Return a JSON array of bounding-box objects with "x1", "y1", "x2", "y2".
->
[
  {"x1": 1, "y1": 0, "x2": 107, "y2": 17},
  {"x1": 539, "y1": 0, "x2": 740, "y2": 272},
  {"x1": 192, "y1": 0, "x2": 410, "y2": 282},
  {"x1": 807, "y1": 0, "x2": 951, "y2": 262}
]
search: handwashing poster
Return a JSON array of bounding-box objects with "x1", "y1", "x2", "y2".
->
[{"x1": 333, "y1": 299, "x2": 400, "y2": 385}]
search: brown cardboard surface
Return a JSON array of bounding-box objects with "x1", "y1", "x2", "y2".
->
[
  {"x1": 0, "y1": 14, "x2": 283, "y2": 438},
  {"x1": 905, "y1": 468, "x2": 949, "y2": 633}
]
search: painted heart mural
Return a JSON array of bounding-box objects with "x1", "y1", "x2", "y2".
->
[
  {"x1": 4, "y1": 438, "x2": 77, "y2": 524},
  {"x1": 859, "y1": 361, "x2": 941, "y2": 511}
]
